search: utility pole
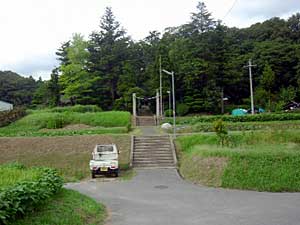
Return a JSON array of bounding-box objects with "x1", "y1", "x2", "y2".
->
[
  {"x1": 162, "y1": 69, "x2": 176, "y2": 138},
  {"x1": 244, "y1": 59, "x2": 256, "y2": 115},
  {"x1": 159, "y1": 55, "x2": 163, "y2": 118}
]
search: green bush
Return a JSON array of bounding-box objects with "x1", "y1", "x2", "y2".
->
[
  {"x1": 0, "y1": 167, "x2": 63, "y2": 224},
  {"x1": 213, "y1": 120, "x2": 229, "y2": 146},
  {"x1": 176, "y1": 103, "x2": 189, "y2": 116},
  {"x1": 164, "y1": 109, "x2": 172, "y2": 117}
]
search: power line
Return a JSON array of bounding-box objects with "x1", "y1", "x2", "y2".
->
[{"x1": 222, "y1": 0, "x2": 238, "y2": 20}]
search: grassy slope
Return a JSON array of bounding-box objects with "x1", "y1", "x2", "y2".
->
[
  {"x1": 0, "y1": 110, "x2": 131, "y2": 137},
  {"x1": 176, "y1": 130, "x2": 300, "y2": 192},
  {"x1": 12, "y1": 189, "x2": 106, "y2": 225}
]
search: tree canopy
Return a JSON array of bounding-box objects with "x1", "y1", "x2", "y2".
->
[{"x1": 2, "y1": 2, "x2": 300, "y2": 114}]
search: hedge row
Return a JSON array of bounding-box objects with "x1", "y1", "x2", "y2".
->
[
  {"x1": 165, "y1": 113, "x2": 300, "y2": 125},
  {"x1": 0, "y1": 108, "x2": 26, "y2": 127},
  {"x1": 0, "y1": 168, "x2": 63, "y2": 224},
  {"x1": 174, "y1": 121, "x2": 300, "y2": 133}
]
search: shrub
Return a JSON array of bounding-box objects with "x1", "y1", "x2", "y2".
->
[
  {"x1": 0, "y1": 167, "x2": 63, "y2": 224},
  {"x1": 213, "y1": 120, "x2": 229, "y2": 146},
  {"x1": 176, "y1": 103, "x2": 189, "y2": 116},
  {"x1": 164, "y1": 109, "x2": 173, "y2": 117}
]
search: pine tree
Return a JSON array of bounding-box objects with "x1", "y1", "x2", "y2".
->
[
  {"x1": 190, "y1": 2, "x2": 216, "y2": 34},
  {"x1": 88, "y1": 7, "x2": 129, "y2": 109}
]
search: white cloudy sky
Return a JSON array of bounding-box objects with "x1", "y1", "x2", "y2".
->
[{"x1": 0, "y1": 0, "x2": 299, "y2": 80}]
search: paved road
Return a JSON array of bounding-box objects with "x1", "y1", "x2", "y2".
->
[{"x1": 66, "y1": 169, "x2": 300, "y2": 225}]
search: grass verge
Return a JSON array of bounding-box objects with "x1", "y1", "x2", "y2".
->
[
  {"x1": 12, "y1": 189, "x2": 106, "y2": 225},
  {"x1": 176, "y1": 130, "x2": 300, "y2": 192}
]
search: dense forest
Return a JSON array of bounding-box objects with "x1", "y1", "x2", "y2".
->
[
  {"x1": 0, "y1": 71, "x2": 38, "y2": 105},
  {"x1": 2, "y1": 2, "x2": 300, "y2": 114}
]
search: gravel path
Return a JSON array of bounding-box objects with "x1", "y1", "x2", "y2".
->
[{"x1": 66, "y1": 168, "x2": 300, "y2": 225}]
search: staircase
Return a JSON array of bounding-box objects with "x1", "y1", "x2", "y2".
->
[
  {"x1": 136, "y1": 116, "x2": 156, "y2": 126},
  {"x1": 133, "y1": 136, "x2": 175, "y2": 168}
]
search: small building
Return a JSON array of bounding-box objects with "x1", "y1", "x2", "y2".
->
[{"x1": 0, "y1": 100, "x2": 13, "y2": 111}]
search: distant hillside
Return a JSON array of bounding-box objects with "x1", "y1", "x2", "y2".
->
[{"x1": 0, "y1": 71, "x2": 38, "y2": 105}]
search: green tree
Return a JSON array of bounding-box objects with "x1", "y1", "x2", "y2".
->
[
  {"x1": 88, "y1": 7, "x2": 130, "y2": 109},
  {"x1": 60, "y1": 33, "x2": 94, "y2": 104},
  {"x1": 190, "y1": 2, "x2": 216, "y2": 34},
  {"x1": 261, "y1": 64, "x2": 275, "y2": 110}
]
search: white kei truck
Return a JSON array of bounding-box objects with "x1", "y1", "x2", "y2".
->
[{"x1": 89, "y1": 144, "x2": 119, "y2": 178}]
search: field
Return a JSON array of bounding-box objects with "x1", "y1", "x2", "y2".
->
[
  {"x1": 0, "y1": 134, "x2": 131, "y2": 182},
  {"x1": 163, "y1": 113, "x2": 300, "y2": 133},
  {"x1": 0, "y1": 109, "x2": 131, "y2": 137},
  {"x1": 176, "y1": 130, "x2": 300, "y2": 192}
]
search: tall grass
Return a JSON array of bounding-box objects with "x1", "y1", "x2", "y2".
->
[{"x1": 0, "y1": 163, "x2": 42, "y2": 189}]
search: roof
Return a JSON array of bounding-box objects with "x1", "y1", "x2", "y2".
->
[{"x1": 0, "y1": 100, "x2": 13, "y2": 106}]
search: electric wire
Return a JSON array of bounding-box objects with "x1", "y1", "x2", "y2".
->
[{"x1": 222, "y1": 0, "x2": 239, "y2": 20}]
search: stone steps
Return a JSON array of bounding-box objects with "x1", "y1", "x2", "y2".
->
[
  {"x1": 132, "y1": 136, "x2": 175, "y2": 168},
  {"x1": 136, "y1": 116, "x2": 156, "y2": 126}
]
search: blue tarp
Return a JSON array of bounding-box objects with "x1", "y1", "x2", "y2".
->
[{"x1": 232, "y1": 108, "x2": 248, "y2": 116}]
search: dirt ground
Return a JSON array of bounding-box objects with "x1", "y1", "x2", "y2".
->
[{"x1": 0, "y1": 135, "x2": 131, "y2": 181}]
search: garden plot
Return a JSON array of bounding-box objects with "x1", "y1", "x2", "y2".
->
[{"x1": 0, "y1": 135, "x2": 131, "y2": 182}]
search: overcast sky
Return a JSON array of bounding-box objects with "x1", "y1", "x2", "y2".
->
[{"x1": 0, "y1": 0, "x2": 299, "y2": 80}]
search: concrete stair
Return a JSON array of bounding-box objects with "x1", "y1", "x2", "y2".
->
[
  {"x1": 133, "y1": 136, "x2": 175, "y2": 168},
  {"x1": 136, "y1": 116, "x2": 156, "y2": 126}
]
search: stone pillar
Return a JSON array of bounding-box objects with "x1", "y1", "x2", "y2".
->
[
  {"x1": 156, "y1": 90, "x2": 160, "y2": 119},
  {"x1": 133, "y1": 93, "x2": 137, "y2": 117}
]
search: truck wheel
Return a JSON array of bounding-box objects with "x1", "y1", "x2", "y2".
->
[
  {"x1": 92, "y1": 173, "x2": 96, "y2": 179},
  {"x1": 115, "y1": 172, "x2": 119, "y2": 177}
]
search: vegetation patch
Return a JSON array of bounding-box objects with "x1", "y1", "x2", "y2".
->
[
  {"x1": 0, "y1": 135, "x2": 131, "y2": 182},
  {"x1": 165, "y1": 113, "x2": 300, "y2": 125},
  {"x1": 186, "y1": 120, "x2": 300, "y2": 133},
  {"x1": 12, "y1": 189, "x2": 106, "y2": 225},
  {"x1": 46, "y1": 105, "x2": 102, "y2": 113},
  {"x1": 0, "y1": 164, "x2": 63, "y2": 224},
  {"x1": 0, "y1": 109, "x2": 131, "y2": 137},
  {"x1": 176, "y1": 130, "x2": 300, "y2": 192}
]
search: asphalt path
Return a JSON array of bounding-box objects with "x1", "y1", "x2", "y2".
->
[{"x1": 66, "y1": 168, "x2": 300, "y2": 225}]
